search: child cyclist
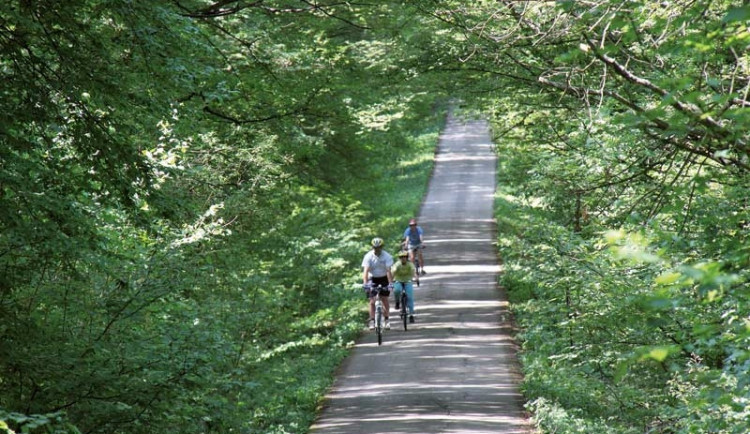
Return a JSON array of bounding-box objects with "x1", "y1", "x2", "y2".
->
[{"x1": 391, "y1": 250, "x2": 418, "y2": 323}]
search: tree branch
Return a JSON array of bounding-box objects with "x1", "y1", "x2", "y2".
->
[{"x1": 584, "y1": 38, "x2": 748, "y2": 152}]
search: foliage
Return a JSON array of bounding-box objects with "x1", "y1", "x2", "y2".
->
[{"x1": 0, "y1": 410, "x2": 79, "y2": 434}]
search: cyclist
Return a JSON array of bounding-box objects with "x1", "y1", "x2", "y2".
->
[
  {"x1": 362, "y1": 237, "x2": 394, "y2": 330},
  {"x1": 403, "y1": 218, "x2": 426, "y2": 275},
  {"x1": 392, "y1": 250, "x2": 418, "y2": 323}
]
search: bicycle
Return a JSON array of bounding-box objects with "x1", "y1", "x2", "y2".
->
[
  {"x1": 394, "y1": 281, "x2": 410, "y2": 331},
  {"x1": 409, "y1": 244, "x2": 425, "y2": 277},
  {"x1": 366, "y1": 284, "x2": 388, "y2": 345},
  {"x1": 401, "y1": 242, "x2": 424, "y2": 284}
]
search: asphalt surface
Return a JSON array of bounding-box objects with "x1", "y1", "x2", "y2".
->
[{"x1": 310, "y1": 111, "x2": 532, "y2": 433}]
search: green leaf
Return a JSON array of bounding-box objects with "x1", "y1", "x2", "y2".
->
[
  {"x1": 638, "y1": 345, "x2": 679, "y2": 363},
  {"x1": 723, "y1": 6, "x2": 750, "y2": 23},
  {"x1": 655, "y1": 271, "x2": 681, "y2": 285},
  {"x1": 613, "y1": 361, "x2": 629, "y2": 383}
]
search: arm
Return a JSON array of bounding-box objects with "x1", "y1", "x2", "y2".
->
[
  {"x1": 362, "y1": 265, "x2": 370, "y2": 285},
  {"x1": 361, "y1": 252, "x2": 370, "y2": 285}
]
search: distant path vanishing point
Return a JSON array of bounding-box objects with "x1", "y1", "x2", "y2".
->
[{"x1": 310, "y1": 110, "x2": 532, "y2": 433}]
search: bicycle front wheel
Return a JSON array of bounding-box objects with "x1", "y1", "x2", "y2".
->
[
  {"x1": 375, "y1": 306, "x2": 383, "y2": 345},
  {"x1": 401, "y1": 296, "x2": 408, "y2": 331}
]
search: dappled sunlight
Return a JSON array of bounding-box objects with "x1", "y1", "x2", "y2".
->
[
  {"x1": 426, "y1": 185, "x2": 494, "y2": 193},
  {"x1": 356, "y1": 330, "x2": 515, "y2": 349},
  {"x1": 313, "y1": 417, "x2": 529, "y2": 434},
  {"x1": 313, "y1": 414, "x2": 528, "y2": 434},
  {"x1": 425, "y1": 237, "x2": 491, "y2": 244},
  {"x1": 418, "y1": 264, "x2": 502, "y2": 273},
  {"x1": 328, "y1": 383, "x2": 523, "y2": 400},
  {"x1": 440, "y1": 131, "x2": 490, "y2": 139},
  {"x1": 314, "y1": 392, "x2": 529, "y2": 433},
  {"x1": 394, "y1": 323, "x2": 512, "y2": 334},
  {"x1": 447, "y1": 170, "x2": 497, "y2": 176},
  {"x1": 334, "y1": 382, "x2": 520, "y2": 394},
  {"x1": 421, "y1": 280, "x2": 496, "y2": 287},
  {"x1": 496, "y1": 191, "x2": 546, "y2": 209},
  {"x1": 420, "y1": 299, "x2": 506, "y2": 309},
  {"x1": 427, "y1": 182, "x2": 494, "y2": 189},
  {"x1": 435, "y1": 153, "x2": 496, "y2": 162},
  {"x1": 420, "y1": 218, "x2": 495, "y2": 224},
  {"x1": 391, "y1": 337, "x2": 516, "y2": 350}
]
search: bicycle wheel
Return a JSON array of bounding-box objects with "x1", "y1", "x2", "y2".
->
[
  {"x1": 375, "y1": 304, "x2": 383, "y2": 345},
  {"x1": 401, "y1": 294, "x2": 408, "y2": 331}
]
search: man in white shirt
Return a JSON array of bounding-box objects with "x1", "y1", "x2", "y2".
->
[{"x1": 362, "y1": 237, "x2": 394, "y2": 329}]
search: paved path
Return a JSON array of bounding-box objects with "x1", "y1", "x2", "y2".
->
[{"x1": 310, "y1": 111, "x2": 532, "y2": 433}]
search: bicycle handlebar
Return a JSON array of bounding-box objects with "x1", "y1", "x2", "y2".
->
[{"x1": 363, "y1": 283, "x2": 390, "y2": 297}]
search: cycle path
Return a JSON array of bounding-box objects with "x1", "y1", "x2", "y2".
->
[{"x1": 310, "y1": 111, "x2": 532, "y2": 433}]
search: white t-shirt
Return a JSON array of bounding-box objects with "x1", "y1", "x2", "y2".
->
[{"x1": 361, "y1": 250, "x2": 393, "y2": 278}]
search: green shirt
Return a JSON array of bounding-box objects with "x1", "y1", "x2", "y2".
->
[{"x1": 391, "y1": 260, "x2": 415, "y2": 282}]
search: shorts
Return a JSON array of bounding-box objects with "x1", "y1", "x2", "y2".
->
[{"x1": 368, "y1": 276, "x2": 391, "y2": 297}]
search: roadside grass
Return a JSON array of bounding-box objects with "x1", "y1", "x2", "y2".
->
[{"x1": 495, "y1": 182, "x2": 635, "y2": 433}]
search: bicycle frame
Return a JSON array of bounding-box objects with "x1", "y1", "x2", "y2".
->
[
  {"x1": 395, "y1": 281, "x2": 409, "y2": 331},
  {"x1": 408, "y1": 245, "x2": 424, "y2": 276}
]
